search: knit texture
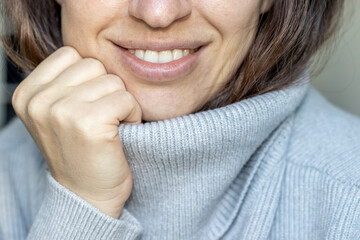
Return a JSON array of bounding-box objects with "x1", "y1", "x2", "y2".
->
[{"x1": 1, "y1": 79, "x2": 360, "y2": 239}]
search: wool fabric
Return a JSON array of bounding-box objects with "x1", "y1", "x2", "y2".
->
[{"x1": 1, "y1": 77, "x2": 360, "y2": 239}]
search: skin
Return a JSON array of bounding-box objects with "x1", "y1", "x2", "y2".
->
[{"x1": 12, "y1": 0, "x2": 274, "y2": 218}]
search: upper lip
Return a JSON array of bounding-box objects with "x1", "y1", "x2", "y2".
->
[{"x1": 111, "y1": 40, "x2": 208, "y2": 51}]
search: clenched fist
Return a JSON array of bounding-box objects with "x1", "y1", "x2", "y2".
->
[{"x1": 12, "y1": 47, "x2": 142, "y2": 218}]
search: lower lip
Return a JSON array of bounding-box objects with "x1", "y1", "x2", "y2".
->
[{"x1": 114, "y1": 44, "x2": 204, "y2": 82}]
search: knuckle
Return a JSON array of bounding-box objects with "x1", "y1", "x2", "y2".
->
[
  {"x1": 58, "y1": 46, "x2": 82, "y2": 61},
  {"x1": 77, "y1": 118, "x2": 92, "y2": 134},
  {"x1": 105, "y1": 75, "x2": 125, "y2": 90},
  {"x1": 115, "y1": 91, "x2": 136, "y2": 111},
  {"x1": 122, "y1": 91, "x2": 135, "y2": 103},
  {"x1": 73, "y1": 113, "x2": 95, "y2": 137},
  {"x1": 11, "y1": 85, "x2": 24, "y2": 111},
  {"x1": 83, "y1": 58, "x2": 106, "y2": 73},
  {"x1": 49, "y1": 100, "x2": 68, "y2": 123},
  {"x1": 27, "y1": 95, "x2": 45, "y2": 119}
]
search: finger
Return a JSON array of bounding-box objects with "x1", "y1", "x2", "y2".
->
[
  {"x1": 49, "y1": 58, "x2": 107, "y2": 87},
  {"x1": 23, "y1": 47, "x2": 82, "y2": 85},
  {"x1": 91, "y1": 90, "x2": 142, "y2": 125},
  {"x1": 12, "y1": 47, "x2": 82, "y2": 115},
  {"x1": 24, "y1": 74, "x2": 125, "y2": 118},
  {"x1": 24, "y1": 58, "x2": 108, "y2": 111},
  {"x1": 69, "y1": 74, "x2": 126, "y2": 102},
  {"x1": 14, "y1": 57, "x2": 108, "y2": 121}
]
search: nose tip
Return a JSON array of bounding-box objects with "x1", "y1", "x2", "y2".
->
[{"x1": 128, "y1": 0, "x2": 192, "y2": 28}]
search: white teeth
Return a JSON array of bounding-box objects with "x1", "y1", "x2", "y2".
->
[
  {"x1": 129, "y1": 48, "x2": 197, "y2": 63},
  {"x1": 172, "y1": 49, "x2": 183, "y2": 60},
  {"x1": 135, "y1": 50, "x2": 144, "y2": 60},
  {"x1": 144, "y1": 50, "x2": 159, "y2": 63},
  {"x1": 159, "y1": 50, "x2": 173, "y2": 63}
]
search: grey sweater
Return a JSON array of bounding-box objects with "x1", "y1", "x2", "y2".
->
[{"x1": 1, "y1": 79, "x2": 360, "y2": 239}]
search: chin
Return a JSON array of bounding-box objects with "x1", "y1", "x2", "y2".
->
[
  {"x1": 141, "y1": 108, "x2": 180, "y2": 122},
  {"x1": 127, "y1": 86, "x2": 205, "y2": 122},
  {"x1": 139, "y1": 101, "x2": 195, "y2": 122}
]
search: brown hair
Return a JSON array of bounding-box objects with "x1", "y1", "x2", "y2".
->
[{"x1": 0, "y1": 0, "x2": 344, "y2": 110}]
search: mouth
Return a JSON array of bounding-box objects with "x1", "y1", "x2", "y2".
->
[
  {"x1": 127, "y1": 47, "x2": 201, "y2": 64},
  {"x1": 113, "y1": 41, "x2": 206, "y2": 82}
]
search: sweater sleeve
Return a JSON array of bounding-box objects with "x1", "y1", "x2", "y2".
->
[{"x1": 27, "y1": 171, "x2": 142, "y2": 239}]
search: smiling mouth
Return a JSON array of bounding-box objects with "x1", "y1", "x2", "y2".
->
[
  {"x1": 112, "y1": 40, "x2": 206, "y2": 82},
  {"x1": 112, "y1": 39, "x2": 206, "y2": 64},
  {"x1": 126, "y1": 47, "x2": 201, "y2": 64}
]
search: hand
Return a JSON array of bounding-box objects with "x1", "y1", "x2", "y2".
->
[{"x1": 12, "y1": 46, "x2": 142, "y2": 218}]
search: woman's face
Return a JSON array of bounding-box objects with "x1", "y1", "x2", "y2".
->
[{"x1": 58, "y1": 0, "x2": 274, "y2": 121}]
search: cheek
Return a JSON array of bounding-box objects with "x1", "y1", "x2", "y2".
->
[
  {"x1": 60, "y1": 0, "x2": 120, "y2": 48},
  {"x1": 197, "y1": 0, "x2": 261, "y2": 36},
  {"x1": 196, "y1": 0, "x2": 261, "y2": 82}
]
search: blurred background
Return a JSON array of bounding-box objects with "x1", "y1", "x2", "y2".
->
[
  {"x1": 0, "y1": 1, "x2": 359, "y2": 130},
  {"x1": 311, "y1": 0, "x2": 360, "y2": 117}
]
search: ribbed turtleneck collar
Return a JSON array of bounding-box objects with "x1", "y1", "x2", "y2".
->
[{"x1": 118, "y1": 81, "x2": 309, "y2": 239}]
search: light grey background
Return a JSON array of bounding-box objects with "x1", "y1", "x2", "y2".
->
[
  {"x1": 0, "y1": 1, "x2": 359, "y2": 130},
  {"x1": 311, "y1": 0, "x2": 360, "y2": 117}
]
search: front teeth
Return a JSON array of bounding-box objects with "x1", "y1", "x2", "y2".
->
[{"x1": 129, "y1": 49, "x2": 196, "y2": 64}]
